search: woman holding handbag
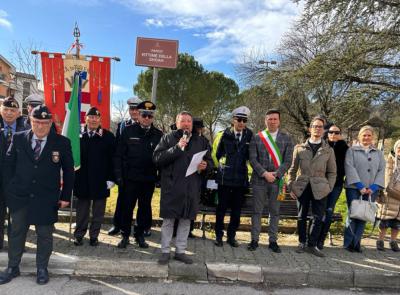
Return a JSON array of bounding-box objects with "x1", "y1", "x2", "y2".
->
[
  {"x1": 376, "y1": 140, "x2": 400, "y2": 252},
  {"x1": 344, "y1": 125, "x2": 385, "y2": 252}
]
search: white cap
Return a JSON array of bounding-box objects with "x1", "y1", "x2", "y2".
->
[
  {"x1": 25, "y1": 93, "x2": 44, "y2": 106},
  {"x1": 126, "y1": 97, "x2": 142, "y2": 108},
  {"x1": 232, "y1": 106, "x2": 250, "y2": 118}
]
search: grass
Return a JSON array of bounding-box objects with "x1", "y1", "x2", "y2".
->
[
  {"x1": 105, "y1": 186, "x2": 161, "y2": 217},
  {"x1": 105, "y1": 185, "x2": 376, "y2": 235}
]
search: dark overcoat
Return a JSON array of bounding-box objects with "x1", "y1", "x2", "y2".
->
[
  {"x1": 153, "y1": 130, "x2": 213, "y2": 219},
  {"x1": 74, "y1": 127, "x2": 115, "y2": 200},
  {"x1": 4, "y1": 130, "x2": 74, "y2": 225}
]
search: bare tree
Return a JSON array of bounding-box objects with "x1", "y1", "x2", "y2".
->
[{"x1": 9, "y1": 40, "x2": 42, "y2": 88}]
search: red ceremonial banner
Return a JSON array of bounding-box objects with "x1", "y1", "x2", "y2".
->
[{"x1": 40, "y1": 52, "x2": 111, "y2": 132}]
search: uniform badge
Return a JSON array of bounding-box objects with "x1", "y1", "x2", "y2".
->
[{"x1": 52, "y1": 151, "x2": 60, "y2": 163}]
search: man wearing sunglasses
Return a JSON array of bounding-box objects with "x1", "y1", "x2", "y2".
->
[
  {"x1": 109, "y1": 97, "x2": 142, "y2": 236},
  {"x1": 248, "y1": 109, "x2": 294, "y2": 252},
  {"x1": 214, "y1": 106, "x2": 253, "y2": 247},
  {"x1": 114, "y1": 101, "x2": 162, "y2": 249}
]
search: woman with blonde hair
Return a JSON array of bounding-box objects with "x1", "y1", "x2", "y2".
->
[
  {"x1": 344, "y1": 125, "x2": 385, "y2": 252},
  {"x1": 376, "y1": 140, "x2": 400, "y2": 252}
]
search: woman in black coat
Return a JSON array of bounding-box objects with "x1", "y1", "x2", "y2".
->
[{"x1": 317, "y1": 124, "x2": 348, "y2": 249}]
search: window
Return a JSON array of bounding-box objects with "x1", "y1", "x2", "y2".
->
[{"x1": 23, "y1": 81, "x2": 30, "y2": 98}]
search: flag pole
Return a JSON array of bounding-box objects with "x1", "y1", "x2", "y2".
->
[{"x1": 69, "y1": 191, "x2": 74, "y2": 242}]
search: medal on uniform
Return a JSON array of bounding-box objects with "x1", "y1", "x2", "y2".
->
[{"x1": 52, "y1": 151, "x2": 60, "y2": 163}]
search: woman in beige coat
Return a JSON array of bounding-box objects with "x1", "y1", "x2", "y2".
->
[
  {"x1": 376, "y1": 140, "x2": 400, "y2": 252},
  {"x1": 288, "y1": 117, "x2": 337, "y2": 257}
]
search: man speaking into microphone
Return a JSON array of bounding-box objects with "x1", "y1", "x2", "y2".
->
[{"x1": 153, "y1": 111, "x2": 213, "y2": 265}]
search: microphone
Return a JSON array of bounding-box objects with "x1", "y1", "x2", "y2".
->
[{"x1": 181, "y1": 130, "x2": 189, "y2": 151}]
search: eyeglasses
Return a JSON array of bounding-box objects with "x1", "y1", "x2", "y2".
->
[
  {"x1": 141, "y1": 114, "x2": 154, "y2": 119},
  {"x1": 311, "y1": 125, "x2": 324, "y2": 129},
  {"x1": 328, "y1": 131, "x2": 341, "y2": 135},
  {"x1": 235, "y1": 118, "x2": 248, "y2": 123}
]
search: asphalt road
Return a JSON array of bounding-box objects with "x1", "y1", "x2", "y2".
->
[{"x1": 0, "y1": 275, "x2": 398, "y2": 295}]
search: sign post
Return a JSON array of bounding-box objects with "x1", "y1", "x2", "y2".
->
[
  {"x1": 151, "y1": 67, "x2": 158, "y2": 103},
  {"x1": 135, "y1": 37, "x2": 179, "y2": 103}
]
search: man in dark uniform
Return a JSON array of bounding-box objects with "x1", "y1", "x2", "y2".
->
[
  {"x1": 0, "y1": 97, "x2": 28, "y2": 249},
  {"x1": 23, "y1": 94, "x2": 58, "y2": 133},
  {"x1": 214, "y1": 106, "x2": 253, "y2": 248},
  {"x1": 0, "y1": 105, "x2": 74, "y2": 285},
  {"x1": 23, "y1": 94, "x2": 44, "y2": 129},
  {"x1": 108, "y1": 96, "x2": 142, "y2": 235},
  {"x1": 114, "y1": 101, "x2": 162, "y2": 248},
  {"x1": 73, "y1": 107, "x2": 115, "y2": 246}
]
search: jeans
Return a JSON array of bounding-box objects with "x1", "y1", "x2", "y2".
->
[
  {"x1": 343, "y1": 188, "x2": 377, "y2": 248},
  {"x1": 297, "y1": 184, "x2": 327, "y2": 247},
  {"x1": 318, "y1": 185, "x2": 343, "y2": 246}
]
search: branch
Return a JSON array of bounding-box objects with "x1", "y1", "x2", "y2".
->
[{"x1": 341, "y1": 75, "x2": 400, "y2": 91}]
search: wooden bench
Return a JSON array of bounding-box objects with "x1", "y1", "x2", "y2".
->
[{"x1": 198, "y1": 188, "x2": 343, "y2": 245}]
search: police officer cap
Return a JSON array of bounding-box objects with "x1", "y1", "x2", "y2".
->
[
  {"x1": 193, "y1": 117, "x2": 204, "y2": 129},
  {"x1": 127, "y1": 97, "x2": 142, "y2": 109},
  {"x1": 2, "y1": 97, "x2": 19, "y2": 109},
  {"x1": 25, "y1": 93, "x2": 44, "y2": 106},
  {"x1": 137, "y1": 100, "x2": 156, "y2": 114},
  {"x1": 31, "y1": 105, "x2": 52, "y2": 120},
  {"x1": 86, "y1": 106, "x2": 101, "y2": 117},
  {"x1": 232, "y1": 106, "x2": 250, "y2": 118}
]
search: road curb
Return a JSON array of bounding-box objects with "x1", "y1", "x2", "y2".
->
[{"x1": 1, "y1": 253, "x2": 400, "y2": 289}]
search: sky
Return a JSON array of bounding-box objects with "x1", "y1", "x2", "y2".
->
[{"x1": 0, "y1": 0, "x2": 302, "y2": 104}]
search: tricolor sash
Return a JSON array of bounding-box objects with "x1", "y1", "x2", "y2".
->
[
  {"x1": 258, "y1": 130, "x2": 285, "y2": 198},
  {"x1": 258, "y1": 130, "x2": 282, "y2": 169}
]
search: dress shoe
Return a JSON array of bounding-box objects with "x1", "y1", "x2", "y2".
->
[
  {"x1": 174, "y1": 253, "x2": 193, "y2": 264},
  {"x1": 376, "y1": 240, "x2": 385, "y2": 251},
  {"x1": 117, "y1": 237, "x2": 130, "y2": 248},
  {"x1": 390, "y1": 241, "x2": 400, "y2": 252},
  {"x1": 247, "y1": 240, "x2": 258, "y2": 251},
  {"x1": 214, "y1": 237, "x2": 223, "y2": 247},
  {"x1": 353, "y1": 244, "x2": 363, "y2": 253},
  {"x1": 296, "y1": 243, "x2": 306, "y2": 253},
  {"x1": 36, "y1": 268, "x2": 49, "y2": 285},
  {"x1": 158, "y1": 253, "x2": 170, "y2": 265},
  {"x1": 344, "y1": 246, "x2": 354, "y2": 252},
  {"x1": 135, "y1": 235, "x2": 149, "y2": 248},
  {"x1": 306, "y1": 246, "x2": 325, "y2": 257},
  {"x1": 108, "y1": 226, "x2": 120, "y2": 236},
  {"x1": 73, "y1": 237, "x2": 83, "y2": 246},
  {"x1": 227, "y1": 238, "x2": 239, "y2": 248},
  {"x1": 89, "y1": 238, "x2": 99, "y2": 247},
  {"x1": 0, "y1": 267, "x2": 20, "y2": 285},
  {"x1": 268, "y1": 242, "x2": 281, "y2": 253}
]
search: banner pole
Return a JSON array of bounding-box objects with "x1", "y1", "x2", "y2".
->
[{"x1": 69, "y1": 191, "x2": 74, "y2": 242}]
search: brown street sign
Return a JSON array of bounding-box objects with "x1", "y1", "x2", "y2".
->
[{"x1": 135, "y1": 37, "x2": 179, "y2": 69}]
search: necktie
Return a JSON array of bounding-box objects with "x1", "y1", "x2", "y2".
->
[
  {"x1": 6, "y1": 126, "x2": 12, "y2": 147},
  {"x1": 33, "y1": 139, "x2": 43, "y2": 161},
  {"x1": 89, "y1": 131, "x2": 94, "y2": 138},
  {"x1": 236, "y1": 133, "x2": 240, "y2": 143}
]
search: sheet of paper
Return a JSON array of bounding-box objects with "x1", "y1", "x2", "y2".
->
[
  {"x1": 185, "y1": 150, "x2": 208, "y2": 177},
  {"x1": 206, "y1": 179, "x2": 218, "y2": 190}
]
